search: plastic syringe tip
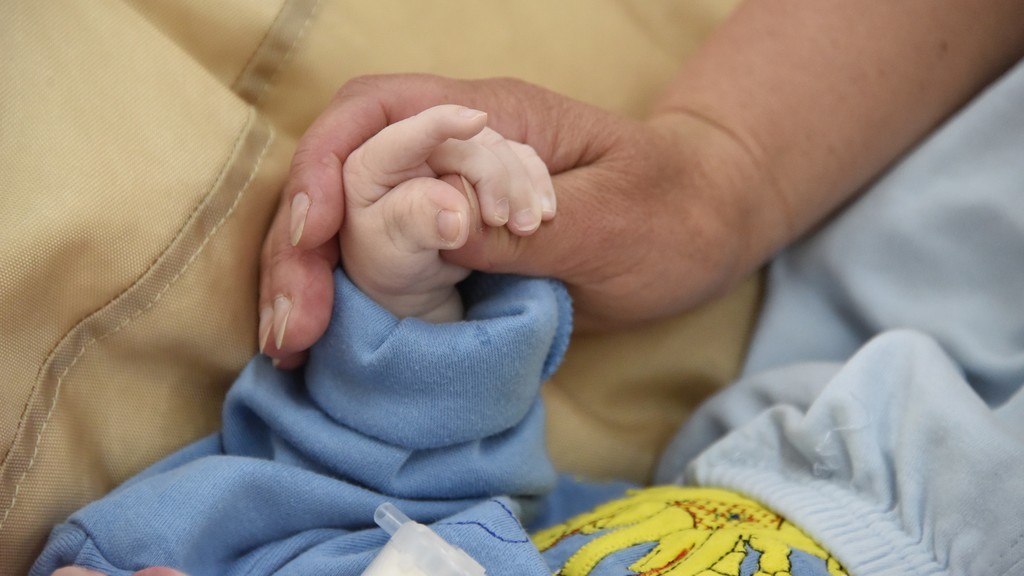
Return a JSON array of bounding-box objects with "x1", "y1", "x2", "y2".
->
[{"x1": 374, "y1": 502, "x2": 411, "y2": 536}]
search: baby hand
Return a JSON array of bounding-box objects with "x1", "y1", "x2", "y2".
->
[{"x1": 340, "y1": 104, "x2": 555, "y2": 322}]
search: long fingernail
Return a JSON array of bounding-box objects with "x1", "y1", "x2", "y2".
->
[
  {"x1": 258, "y1": 306, "x2": 273, "y2": 353},
  {"x1": 512, "y1": 208, "x2": 540, "y2": 233},
  {"x1": 437, "y1": 209, "x2": 464, "y2": 247},
  {"x1": 273, "y1": 296, "x2": 292, "y2": 350},
  {"x1": 459, "y1": 175, "x2": 480, "y2": 216},
  {"x1": 494, "y1": 197, "x2": 510, "y2": 225},
  {"x1": 290, "y1": 192, "x2": 310, "y2": 247},
  {"x1": 459, "y1": 175, "x2": 476, "y2": 196}
]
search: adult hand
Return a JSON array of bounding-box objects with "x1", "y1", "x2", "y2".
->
[{"x1": 259, "y1": 74, "x2": 775, "y2": 367}]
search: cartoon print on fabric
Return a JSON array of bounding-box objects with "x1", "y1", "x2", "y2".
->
[{"x1": 533, "y1": 486, "x2": 847, "y2": 576}]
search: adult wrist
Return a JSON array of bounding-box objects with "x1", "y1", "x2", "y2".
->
[{"x1": 646, "y1": 110, "x2": 790, "y2": 289}]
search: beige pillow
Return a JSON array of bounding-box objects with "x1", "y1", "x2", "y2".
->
[{"x1": 0, "y1": 0, "x2": 748, "y2": 571}]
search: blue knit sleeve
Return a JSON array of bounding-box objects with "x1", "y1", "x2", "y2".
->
[
  {"x1": 32, "y1": 272, "x2": 571, "y2": 576},
  {"x1": 222, "y1": 271, "x2": 571, "y2": 498}
]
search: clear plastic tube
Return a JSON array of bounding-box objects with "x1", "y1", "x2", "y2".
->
[{"x1": 360, "y1": 502, "x2": 487, "y2": 576}]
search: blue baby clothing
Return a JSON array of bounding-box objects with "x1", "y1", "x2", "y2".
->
[
  {"x1": 33, "y1": 273, "x2": 575, "y2": 575},
  {"x1": 32, "y1": 266, "x2": 842, "y2": 576},
  {"x1": 32, "y1": 269, "x2": 841, "y2": 576}
]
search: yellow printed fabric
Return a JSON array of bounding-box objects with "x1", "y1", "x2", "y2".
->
[{"x1": 533, "y1": 486, "x2": 847, "y2": 576}]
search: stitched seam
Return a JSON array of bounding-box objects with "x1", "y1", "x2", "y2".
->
[
  {"x1": 231, "y1": 1, "x2": 291, "y2": 91},
  {"x1": 253, "y1": 0, "x2": 319, "y2": 104},
  {"x1": 233, "y1": 0, "x2": 321, "y2": 106},
  {"x1": 0, "y1": 109, "x2": 272, "y2": 532},
  {"x1": 435, "y1": 499, "x2": 532, "y2": 544}
]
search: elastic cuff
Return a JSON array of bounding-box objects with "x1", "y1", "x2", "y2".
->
[
  {"x1": 305, "y1": 271, "x2": 572, "y2": 449},
  {"x1": 691, "y1": 458, "x2": 946, "y2": 575}
]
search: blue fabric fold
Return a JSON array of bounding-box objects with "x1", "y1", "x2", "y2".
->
[{"x1": 32, "y1": 272, "x2": 572, "y2": 576}]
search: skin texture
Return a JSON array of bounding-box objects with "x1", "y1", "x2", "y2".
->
[
  {"x1": 259, "y1": 77, "x2": 764, "y2": 368},
  {"x1": 259, "y1": 1, "x2": 1024, "y2": 364},
  {"x1": 339, "y1": 104, "x2": 554, "y2": 322}
]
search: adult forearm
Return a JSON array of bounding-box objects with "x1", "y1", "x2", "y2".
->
[{"x1": 656, "y1": 0, "x2": 1024, "y2": 267}]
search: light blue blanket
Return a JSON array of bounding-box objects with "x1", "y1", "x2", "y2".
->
[{"x1": 659, "y1": 58, "x2": 1024, "y2": 575}]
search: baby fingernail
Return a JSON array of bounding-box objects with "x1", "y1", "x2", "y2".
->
[
  {"x1": 258, "y1": 306, "x2": 273, "y2": 353},
  {"x1": 512, "y1": 209, "x2": 540, "y2": 232},
  {"x1": 541, "y1": 193, "x2": 556, "y2": 218},
  {"x1": 494, "y1": 198, "x2": 510, "y2": 225},
  {"x1": 457, "y1": 106, "x2": 486, "y2": 119},
  {"x1": 437, "y1": 209, "x2": 464, "y2": 247},
  {"x1": 290, "y1": 192, "x2": 310, "y2": 247},
  {"x1": 273, "y1": 296, "x2": 292, "y2": 350}
]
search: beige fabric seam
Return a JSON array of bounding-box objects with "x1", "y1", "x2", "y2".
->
[
  {"x1": 0, "y1": 109, "x2": 273, "y2": 533},
  {"x1": 232, "y1": 0, "x2": 322, "y2": 105}
]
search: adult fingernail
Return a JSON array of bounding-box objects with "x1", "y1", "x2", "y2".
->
[
  {"x1": 290, "y1": 192, "x2": 310, "y2": 247},
  {"x1": 437, "y1": 209, "x2": 464, "y2": 247},
  {"x1": 494, "y1": 197, "x2": 510, "y2": 225},
  {"x1": 459, "y1": 175, "x2": 476, "y2": 196},
  {"x1": 512, "y1": 208, "x2": 540, "y2": 232},
  {"x1": 459, "y1": 175, "x2": 479, "y2": 213},
  {"x1": 273, "y1": 296, "x2": 292, "y2": 350},
  {"x1": 258, "y1": 306, "x2": 273, "y2": 353}
]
